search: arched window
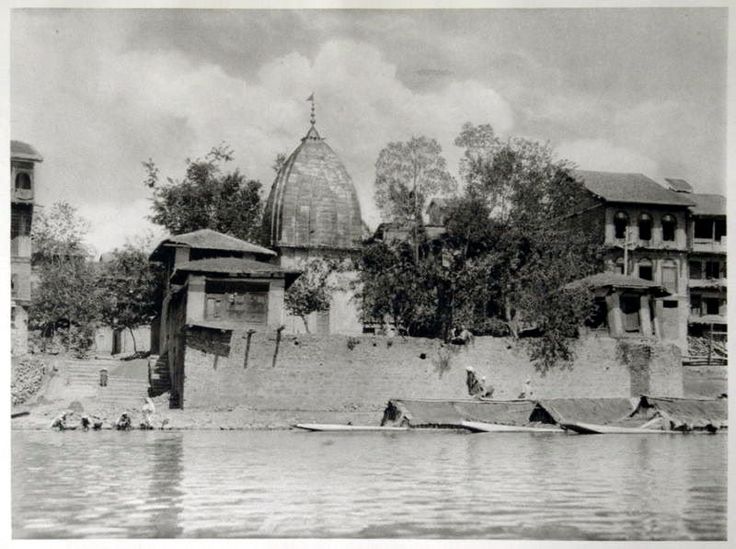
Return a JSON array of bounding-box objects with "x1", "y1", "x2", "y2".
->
[
  {"x1": 15, "y1": 172, "x2": 31, "y2": 191},
  {"x1": 615, "y1": 256, "x2": 625, "y2": 275},
  {"x1": 614, "y1": 211, "x2": 629, "y2": 239},
  {"x1": 638, "y1": 258, "x2": 653, "y2": 281},
  {"x1": 661, "y1": 259, "x2": 678, "y2": 294},
  {"x1": 638, "y1": 213, "x2": 652, "y2": 241},
  {"x1": 662, "y1": 214, "x2": 676, "y2": 242}
]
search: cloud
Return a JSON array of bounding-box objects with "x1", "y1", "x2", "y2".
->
[
  {"x1": 556, "y1": 138, "x2": 660, "y2": 177},
  {"x1": 13, "y1": 23, "x2": 515, "y2": 245}
]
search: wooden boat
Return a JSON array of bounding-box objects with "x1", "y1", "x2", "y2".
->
[
  {"x1": 294, "y1": 423, "x2": 410, "y2": 432},
  {"x1": 11, "y1": 409, "x2": 30, "y2": 419},
  {"x1": 461, "y1": 420, "x2": 563, "y2": 433},
  {"x1": 561, "y1": 422, "x2": 675, "y2": 435}
]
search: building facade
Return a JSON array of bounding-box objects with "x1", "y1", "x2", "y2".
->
[
  {"x1": 574, "y1": 170, "x2": 727, "y2": 354},
  {"x1": 263, "y1": 117, "x2": 365, "y2": 334},
  {"x1": 11, "y1": 140, "x2": 42, "y2": 356}
]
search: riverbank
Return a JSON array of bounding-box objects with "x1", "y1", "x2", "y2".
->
[
  {"x1": 12, "y1": 365, "x2": 726, "y2": 432},
  {"x1": 11, "y1": 347, "x2": 726, "y2": 431}
]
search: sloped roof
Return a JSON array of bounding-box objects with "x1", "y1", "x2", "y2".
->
[
  {"x1": 574, "y1": 170, "x2": 694, "y2": 207},
  {"x1": 263, "y1": 123, "x2": 363, "y2": 250},
  {"x1": 150, "y1": 229, "x2": 276, "y2": 261},
  {"x1": 636, "y1": 396, "x2": 727, "y2": 429},
  {"x1": 565, "y1": 272, "x2": 671, "y2": 296},
  {"x1": 689, "y1": 193, "x2": 726, "y2": 216},
  {"x1": 664, "y1": 178, "x2": 694, "y2": 193},
  {"x1": 533, "y1": 398, "x2": 636, "y2": 425},
  {"x1": 11, "y1": 140, "x2": 43, "y2": 162},
  {"x1": 174, "y1": 257, "x2": 287, "y2": 276}
]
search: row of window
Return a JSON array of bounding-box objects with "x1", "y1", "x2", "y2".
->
[
  {"x1": 689, "y1": 259, "x2": 726, "y2": 280},
  {"x1": 613, "y1": 211, "x2": 727, "y2": 243},
  {"x1": 614, "y1": 257, "x2": 679, "y2": 293},
  {"x1": 614, "y1": 212, "x2": 677, "y2": 241},
  {"x1": 690, "y1": 295, "x2": 724, "y2": 316}
]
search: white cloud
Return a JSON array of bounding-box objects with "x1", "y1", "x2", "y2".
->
[
  {"x1": 556, "y1": 138, "x2": 660, "y2": 178},
  {"x1": 14, "y1": 25, "x2": 515, "y2": 240}
]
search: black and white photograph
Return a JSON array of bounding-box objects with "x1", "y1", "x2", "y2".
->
[{"x1": 7, "y1": 3, "x2": 730, "y2": 542}]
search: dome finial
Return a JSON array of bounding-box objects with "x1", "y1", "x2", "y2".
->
[{"x1": 306, "y1": 92, "x2": 316, "y2": 126}]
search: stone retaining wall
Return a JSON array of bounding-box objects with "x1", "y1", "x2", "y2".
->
[{"x1": 179, "y1": 330, "x2": 683, "y2": 414}]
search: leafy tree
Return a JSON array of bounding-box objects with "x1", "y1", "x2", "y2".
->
[
  {"x1": 284, "y1": 258, "x2": 336, "y2": 333},
  {"x1": 374, "y1": 136, "x2": 456, "y2": 227},
  {"x1": 30, "y1": 202, "x2": 99, "y2": 355},
  {"x1": 359, "y1": 123, "x2": 604, "y2": 369},
  {"x1": 143, "y1": 143, "x2": 265, "y2": 243},
  {"x1": 357, "y1": 239, "x2": 442, "y2": 337},
  {"x1": 98, "y1": 234, "x2": 163, "y2": 353},
  {"x1": 445, "y1": 123, "x2": 604, "y2": 368},
  {"x1": 31, "y1": 201, "x2": 91, "y2": 265}
]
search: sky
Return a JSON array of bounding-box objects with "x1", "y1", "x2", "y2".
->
[{"x1": 10, "y1": 8, "x2": 728, "y2": 256}]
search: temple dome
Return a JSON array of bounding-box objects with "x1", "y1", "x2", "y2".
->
[{"x1": 264, "y1": 124, "x2": 363, "y2": 250}]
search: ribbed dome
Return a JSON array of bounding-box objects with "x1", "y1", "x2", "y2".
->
[{"x1": 264, "y1": 125, "x2": 363, "y2": 250}]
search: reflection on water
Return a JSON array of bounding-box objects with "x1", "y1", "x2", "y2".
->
[{"x1": 12, "y1": 430, "x2": 726, "y2": 540}]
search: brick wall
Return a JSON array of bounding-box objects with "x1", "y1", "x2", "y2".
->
[{"x1": 179, "y1": 330, "x2": 683, "y2": 412}]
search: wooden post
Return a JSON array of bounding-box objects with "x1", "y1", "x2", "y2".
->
[
  {"x1": 639, "y1": 294, "x2": 653, "y2": 337},
  {"x1": 708, "y1": 323, "x2": 713, "y2": 365},
  {"x1": 272, "y1": 325, "x2": 286, "y2": 368},
  {"x1": 243, "y1": 329, "x2": 256, "y2": 369}
]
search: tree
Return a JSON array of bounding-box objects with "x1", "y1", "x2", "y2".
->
[
  {"x1": 284, "y1": 259, "x2": 335, "y2": 333},
  {"x1": 445, "y1": 123, "x2": 604, "y2": 368},
  {"x1": 30, "y1": 202, "x2": 99, "y2": 355},
  {"x1": 356, "y1": 239, "x2": 442, "y2": 337},
  {"x1": 98, "y1": 234, "x2": 163, "y2": 353},
  {"x1": 31, "y1": 201, "x2": 91, "y2": 265},
  {"x1": 358, "y1": 123, "x2": 604, "y2": 369},
  {"x1": 144, "y1": 143, "x2": 265, "y2": 243},
  {"x1": 374, "y1": 137, "x2": 456, "y2": 260}
]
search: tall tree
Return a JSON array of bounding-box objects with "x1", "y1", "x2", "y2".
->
[
  {"x1": 374, "y1": 137, "x2": 456, "y2": 260},
  {"x1": 144, "y1": 144, "x2": 265, "y2": 243},
  {"x1": 98, "y1": 234, "x2": 163, "y2": 353},
  {"x1": 30, "y1": 202, "x2": 99, "y2": 354}
]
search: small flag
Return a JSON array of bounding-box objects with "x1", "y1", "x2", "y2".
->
[{"x1": 306, "y1": 93, "x2": 314, "y2": 102}]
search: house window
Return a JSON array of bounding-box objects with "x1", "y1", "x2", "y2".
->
[
  {"x1": 614, "y1": 212, "x2": 629, "y2": 239},
  {"x1": 638, "y1": 213, "x2": 652, "y2": 241},
  {"x1": 705, "y1": 298, "x2": 720, "y2": 315},
  {"x1": 694, "y1": 218, "x2": 714, "y2": 239},
  {"x1": 661, "y1": 259, "x2": 678, "y2": 294},
  {"x1": 715, "y1": 218, "x2": 726, "y2": 242},
  {"x1": 663, "y1": 300, "x2": 678, "y2": 309},
  {"x1": 661, "y1": 214, "x2": 676, "y2": 242},
  {"x1": 615, "y1": 257, "x2": 625, "y2": 275},
  {"x1": 15, "y1": 172, "x2": 32, "y2": 191},
  {"x1": 638, "y1": 259, "x2": 653, "y2": 281},
  {"x1": 690, "y1": 294, "x2": 702, "y2": 315},
  {"x1": 689, "y1": 260, "x2": 702, "y2": 280},
  {"x1": 705, "y1": 261, "x2": 721, "y2": 280},
  {"x1": 11, "y1": 307, "x2": 16, "y2": 329},
  {"x1": 620, "y1": 294, "x2": 641, "y2": 333},
  {"x1": 11, "y1": 275, "x2": 17, "y2": 296}
]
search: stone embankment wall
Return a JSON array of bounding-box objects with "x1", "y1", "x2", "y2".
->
[
  {"x1": 11, "y1": 355, "x2": 49, "y2": 406},
  {"x1": 180, "y1": 329, "x2": 683, "y2": 413}
]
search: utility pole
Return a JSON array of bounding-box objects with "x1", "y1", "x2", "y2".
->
[{"x1": 622, "y1": 225, "x2": 635, "y2": 276}]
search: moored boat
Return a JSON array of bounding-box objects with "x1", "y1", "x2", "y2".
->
[{"x1": 294, "y1": 423, "x2": 410, "y2": 432}]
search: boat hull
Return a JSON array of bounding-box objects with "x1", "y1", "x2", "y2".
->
[{"x1": 294, "y1": 424, "x2": 410, "y2": 432}]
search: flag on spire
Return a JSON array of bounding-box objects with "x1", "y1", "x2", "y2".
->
[
  {"x1": 306, "y1": 93, "x2": 314, "y2": 102},
  {"x1": 306, "y1": 92, "x2": 316, "y2": 126}
]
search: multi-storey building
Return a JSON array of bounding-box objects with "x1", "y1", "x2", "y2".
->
[
  {"x1": 11, "y1": 140, "x2": 42, "y2": 356},
  {"x1": 674, "y1": 188, "x2": 726, "y2": 341}
]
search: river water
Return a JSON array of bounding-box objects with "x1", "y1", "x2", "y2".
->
[{"x1": 12, "y1": 429, "x2": 726, "y2": 540}]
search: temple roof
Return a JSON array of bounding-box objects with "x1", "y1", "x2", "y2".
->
[{"x1": 263, "y1": 123, "x2": 363, "y2": 250}]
